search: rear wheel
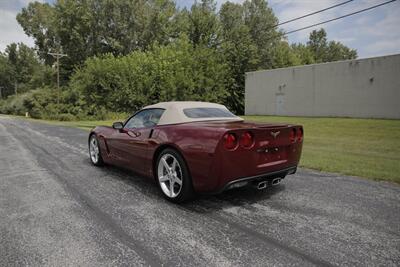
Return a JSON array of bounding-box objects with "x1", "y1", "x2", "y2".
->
[
  {"x1": 156, "y1": 149, "x2": 194, "y2": 203},
  {"x1": 89, "y1": 134, "x2": 104, "y2": 166}
]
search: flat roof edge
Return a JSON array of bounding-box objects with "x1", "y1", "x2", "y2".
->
[{"x1": 245, "y1": 53, "x2": 400, "y2": 75}]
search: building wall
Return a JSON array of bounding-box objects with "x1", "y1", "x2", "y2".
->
[{"x1": 245, "y1": 54, "x2": 400, "y2": 119}]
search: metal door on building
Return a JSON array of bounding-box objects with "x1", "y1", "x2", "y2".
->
[{"x1": 275, "y1": 93, "x2": 285, "y2": 115}]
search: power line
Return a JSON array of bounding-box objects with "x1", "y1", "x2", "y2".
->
[
  {"x1": 274, "y1": 0, "x2": 354, "y2": 28},
  {"x1": 282, "y1": 0, "x2": 397, "y2": 37}
]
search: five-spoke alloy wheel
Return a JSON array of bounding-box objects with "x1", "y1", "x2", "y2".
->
[{"x1": 156, "y1": 149, "x2": 193, "y2": 203}]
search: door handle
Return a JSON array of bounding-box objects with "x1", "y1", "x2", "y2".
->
[{"x1": 128, "y1": 131, "x2": 140, "y2": 137}]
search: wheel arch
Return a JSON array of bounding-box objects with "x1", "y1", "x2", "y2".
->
[
  {"x1": 88, "y1": 131, "x2": 96, "y2": 144},
  {"x1": 152, "y1": 143, "x2": 190, "y2": 181},
  {"x1": 89, "y1": 130, "x2": 110, "y2": 156}
]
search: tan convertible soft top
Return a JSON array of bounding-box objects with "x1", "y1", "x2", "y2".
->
[{"x1": 143, "y1": 101, "x2": 243, "y2": 125}]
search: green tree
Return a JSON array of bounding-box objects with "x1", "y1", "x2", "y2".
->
[
  {"x1": 70, "y1": 35, "x2": 228, "y2": 114},
  {"x1": 6, "y1": 43, "x2": 37, "y2": 86},
  {"x1": 1, "y1": 43, "x2": 52, "y2": 97},
  {"x1": 271, "y1": 41, "x2": 301, "y2": 68},
  {"x1": 291, "y1": 43, "x2": 315, "y2": 65},
  {"x1": 218, "y1": 0, "x2": 280, "y2": 114},
  {"x1": 307, "y1": 28, "x2": 357, "y2": 63},
  {"x1": 243, "y1": 0, "x2": 280, "y2": 69},
  {"x1": 186, "y1": 0, "x2": 219, "y2": 47},
  {"x1": 0, "y1": 55, "x2": 14, "y2": 98},
  {"x1": 17, "y1": 0, "x2": 178, "y2": 76},
  {"x1": 326, "y1": 41, "x2": 357, "y2": 62},
  {"x1": 307, "y1": 28, "x2": 328, "y2": 63},
  {"x1": 219, "y1": 2, "x2": 259, "y2": 114},
  {"x1": 16, "y1": 2, "x2": 57, "y2": 65}
]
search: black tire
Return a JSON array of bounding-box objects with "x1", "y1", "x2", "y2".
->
[
  {"x1": 156, "y1": 148, "x2": 194, "y2": 203},
  {"x1": 89, "y1": 134, "x2": 104, "y2": 166}
]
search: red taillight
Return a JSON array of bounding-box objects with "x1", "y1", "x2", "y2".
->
[
  {"x1": 297, "y1": 128, "x2": 303, "y2": 142},
  {"x1": 290, "y1": 128, "x2": 296, "y2": 143},
  {"x1": 224, "y1": 133, "x2": 238, "y2": 150},
  {"x1": 240, "y1": 132, "x2": 254, "y2": 148}
]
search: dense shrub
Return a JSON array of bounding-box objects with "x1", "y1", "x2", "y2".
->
[
  {"x1": 70, "y1": 36, "x2": 229, "y2": 114},
  {"x1": 0, "y1": 86, "x2": 129, "y2": 120},
  {"x1": 0, "y1": 87, "x2": 82, "y2": 119},
  {"x1": 20, "y1": 87, "x2": 57, "y2": 118},
  {"x1": 0, "y1": 94, "x2": 28, "y2": 116}
]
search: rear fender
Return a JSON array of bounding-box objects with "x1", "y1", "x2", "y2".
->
[{"x1": 153, "y1": 126, "x2": 225, "y2": 192}]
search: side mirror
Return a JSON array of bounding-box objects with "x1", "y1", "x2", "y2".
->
[{"x1": 112, "y1": 122, "x2": 124, "y2": 130}]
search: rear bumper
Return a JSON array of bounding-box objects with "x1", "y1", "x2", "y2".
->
[{"x1": 216, "y1": 166, "x2": 297, "y2": 193}]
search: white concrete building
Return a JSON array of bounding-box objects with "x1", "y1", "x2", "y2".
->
[{"x1": 245, "y1": 54, "x2": 400, "y2": 119}]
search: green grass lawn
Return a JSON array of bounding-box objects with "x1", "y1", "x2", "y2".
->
[{"x1": 6, "y1": 115, "x2": 400, "y2": 184}]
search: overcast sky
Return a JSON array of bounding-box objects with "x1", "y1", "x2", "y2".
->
[{"x1": 1, "y1": 0, "x2": 399, "y2": 58}]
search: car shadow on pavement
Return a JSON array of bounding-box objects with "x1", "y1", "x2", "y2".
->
[
  {"x1": 84, "y1": 158, "x2": 164, "y2": 197},
  {"x1": 184, "y1": 185, "x2": 286, "y2": 213},
  {"x1": 86, "y1": 158, "x2": 286, "y2": 212}
]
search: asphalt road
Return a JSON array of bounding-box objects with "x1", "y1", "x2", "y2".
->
[{"x1": 0, "y1": 116, "x2": 399, "y2": 267}]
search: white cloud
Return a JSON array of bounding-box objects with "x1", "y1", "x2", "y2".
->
[
  {"x1": 272, "y1": 0, "x2": 354, "y2": 41},
  {"x1": 0, "y1": 0, "x2": 43, "y2": 52},
  {"x1": 364, "y1": 38, "x2": 400, "y2": 55},
  {"x1": 269, "y1": 0, "x2": 400, "y2": 58},
  {"x1": 0, "y1": 9, "x2": 35, "y2": 52}
]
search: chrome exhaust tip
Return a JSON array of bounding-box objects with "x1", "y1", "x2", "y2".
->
[
  {"x1": 272, "y1": 178, "x2": 281, "y2": 186},
  {"x1": 257, "y1": 181, "x2": 268, "y2": 190}
]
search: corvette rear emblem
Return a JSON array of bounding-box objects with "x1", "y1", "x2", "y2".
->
[{"x1": 270, "y1": 131, "x2": 280, "y2": 139}]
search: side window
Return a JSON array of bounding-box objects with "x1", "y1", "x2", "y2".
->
[{"x1": 124, "y1": 109, "x2": 165, "y2": 129}]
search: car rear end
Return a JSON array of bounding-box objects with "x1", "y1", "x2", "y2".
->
[{"x1": 213, "y1": 123, "x2": 303, "y2": 192}]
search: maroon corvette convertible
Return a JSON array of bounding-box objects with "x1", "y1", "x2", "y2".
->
[{"x1": 89, "y1": 102, "x2": 303, "y2": 202}]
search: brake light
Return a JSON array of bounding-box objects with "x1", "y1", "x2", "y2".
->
[
  {"x1": 290, "y1": 128, "x2": 296, "y2": 143},
  {"x1": 240, "y1": 132, "x2": 254, "y2": 148},
  {"x1": 224, "y1": 133, "x2": 238, "y2": 150},
  {"x1": 297, "y1": 128, "x2": 303, "y2": 142}
]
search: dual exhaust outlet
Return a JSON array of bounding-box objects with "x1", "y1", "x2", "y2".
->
[{"x1": 256, "y1": 178, "x2": 281, "y2": 190}]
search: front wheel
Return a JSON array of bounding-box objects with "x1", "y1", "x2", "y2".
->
[
  {"x1": 89, "y1": 134, "x2": 104, "y2": 166},
  {"x1": 156, "y1": 149, "x2": 194, "y2": 203}
]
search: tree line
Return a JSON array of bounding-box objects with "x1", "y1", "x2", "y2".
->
[{"x1": 0, "y1": 0, "x2": 357, "y2": 119}]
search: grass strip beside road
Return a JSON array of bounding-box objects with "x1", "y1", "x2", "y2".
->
[{"x1": 6, "y1": 115, "x2": 400, "y2": 184}]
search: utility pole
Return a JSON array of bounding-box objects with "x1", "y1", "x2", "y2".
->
[{"x1": 48, "y1": 51, "x2": 67, "y2": 114}]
